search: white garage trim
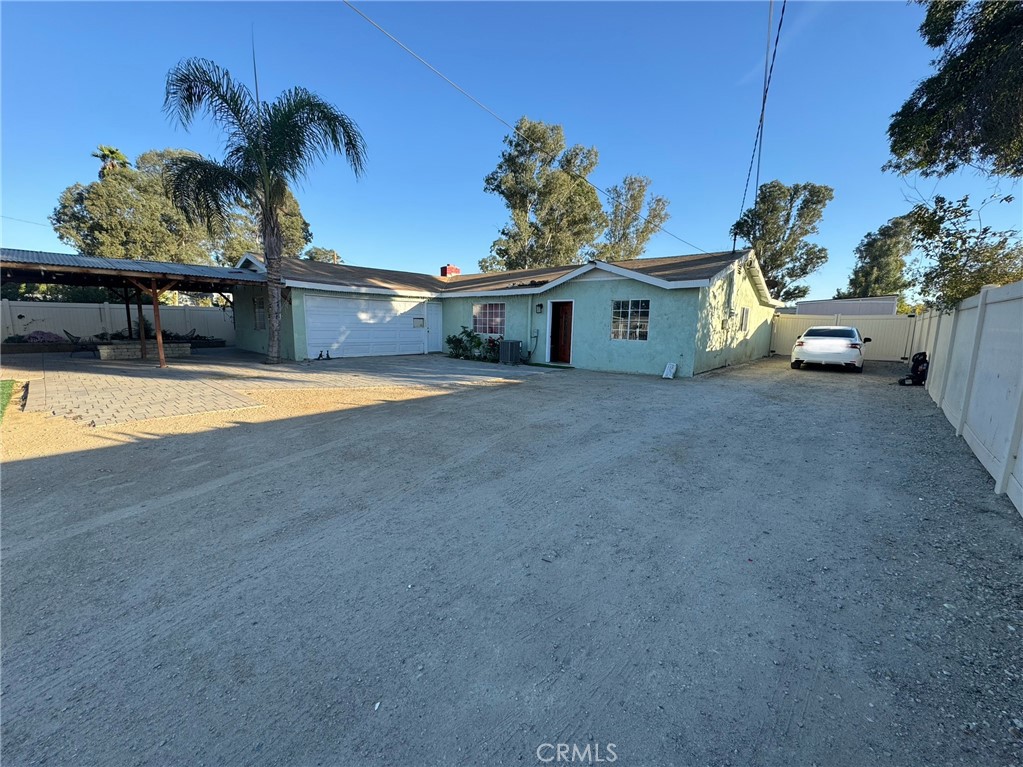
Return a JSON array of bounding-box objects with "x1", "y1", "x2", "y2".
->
[
  {"x1": 304, "y1": 295, "x2": 428, "y2": 359},
  {"x1": 286, "y1": 279, "x2": 438, "y2": 299}
]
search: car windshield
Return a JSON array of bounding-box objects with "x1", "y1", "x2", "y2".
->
[{"x1": 803, "y1": 328, "x2": 856, "y2": 338}]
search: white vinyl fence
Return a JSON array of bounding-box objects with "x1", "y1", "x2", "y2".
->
[
  {"x1": 914, "y1": 282, "x2": 1023, "y2": 515},
  {"x1": 771, "y1": 313, "x2": 919, "y2": 361},
  {"x1": 772, "y1": 290, "x2": 1023, "y2": 515},
  {"x1": 1, "y1": 299, "x2": 236, "y2": 344}
]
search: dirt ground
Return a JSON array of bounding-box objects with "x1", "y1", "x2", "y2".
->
[{"x1": 2, "y1": 357, "x2": 1021, "y2": 766}]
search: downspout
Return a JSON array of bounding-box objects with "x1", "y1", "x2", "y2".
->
[{"x1": 525, "y1": 297, "x2": 532, "y2": 362}]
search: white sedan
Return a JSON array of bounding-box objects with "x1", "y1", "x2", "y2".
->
[{"x1": 790, "y1": 326, "x2": 872, "y2": 373}]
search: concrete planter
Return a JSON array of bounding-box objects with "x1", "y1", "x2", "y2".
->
[{"x1": 97, "y1": 341, "x2": 192, "y2": 360}]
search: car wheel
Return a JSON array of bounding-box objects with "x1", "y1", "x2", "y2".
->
[{"x1": 790, "y1": 361, "x2": 801, "y2": 369}]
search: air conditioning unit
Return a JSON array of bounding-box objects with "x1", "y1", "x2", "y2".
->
[{"x1": 499, "y1": 340, "x2": 521, "y2": 365}]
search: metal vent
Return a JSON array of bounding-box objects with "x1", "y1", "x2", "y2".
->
[{"x1": 499, "y1": 340, "x2": 521, "y2": 365}]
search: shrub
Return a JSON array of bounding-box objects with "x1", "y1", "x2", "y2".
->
[
  {"x1": 481, "y1": 335, "x2": 502, "y2": 363},
  {"x1": 24, "y1": 331, "x2": 65, "y2": 344},
  {"x1": 445, "y1": 326, "x2": 502, "y2": 362}
]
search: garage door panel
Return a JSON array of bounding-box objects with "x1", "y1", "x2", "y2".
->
[{"x1": 304, "y1": 296, "x2": 426, "y2": 358}]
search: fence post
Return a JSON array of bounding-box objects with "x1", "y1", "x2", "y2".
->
[
  {"x1": 100, "y1": 302, "x2": 112, "y2": 333},
  {"x1": 934, "y1": 309, "x2": 959, "y2": 409},
  {"x1": 955, "y1": 286, "x2": 993, "y2": 437},
  {"x1": 1, "y1": 299, "x2": 14, "y2": 339},
  {"x1": 996, "y1": 388, "x2": 1023, "y2": 496},
  {"x1": 925, "y1": 311, "x2": 942, "y2": 394}
]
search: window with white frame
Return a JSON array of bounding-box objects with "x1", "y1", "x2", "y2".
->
[
  {"x1": 739, "y1": 306, "x2": 750, "y2": 332},
  {"x1": 611, "y1": 299, "x2": 650, "y2": 340},
  {"x1": 472, "y1": 302, "x2": 505, "y2": 335},
  {"x1": 253, "y1": 295, "x2": 267, "y2": 331}
]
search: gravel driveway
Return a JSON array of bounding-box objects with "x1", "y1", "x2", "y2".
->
[{"x1": 2, "y1": 356, "x2": 1020, "y2": 766}]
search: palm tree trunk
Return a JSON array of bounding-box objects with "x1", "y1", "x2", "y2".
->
[{"x1": 262, "y1": 215, "x2": 285, "y2": 364}]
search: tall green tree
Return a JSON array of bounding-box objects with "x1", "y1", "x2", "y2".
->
[
  {"x1": 886, "y1": 1, "x2": 1023, "y2": 178},
  {"x1": 51, "y1": 148, "x2": 214, "y2": 264},
  {"x1": 730, "y1": 180, "x2": 835, "y2": 303},
  {"x1": 909, "y1": 195, "x2": 1023, "y2": 310},
  {"x1": 163, "y1": 57, "x2": 366, "y2": 363},
  {"x1": 208, "y1": 190, "x2": 312, "y2": 266},
  {"x1": 481, "y1": 117, "x2": 606, "y2": 271},
  {"x1": 835, "y1": 216, "x2": 916, "y2": 303},
  {"x1": 302, "y1": 246, "x2": 342, "y2": 263},
  {"x1": 588, "y1": 175, "x2": 670, "y2": 262},
  {"x1": 91, "y1": 145, "x2": 131, "y2": 179}
]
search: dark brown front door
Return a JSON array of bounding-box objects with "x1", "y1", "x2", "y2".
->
[{"x1": 550, "y1": 302, "x2": 573, "y2": 363}]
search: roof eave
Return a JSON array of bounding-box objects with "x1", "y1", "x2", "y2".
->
[{"x1": 283, "y1": 279, "x2": 439, "y2": 299}]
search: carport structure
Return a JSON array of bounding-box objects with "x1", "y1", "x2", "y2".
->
[{"x1": 1, "y1": 248, "x2": 265, "y2": 367}]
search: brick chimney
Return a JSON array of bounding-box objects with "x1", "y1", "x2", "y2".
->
[{"x1": 440, "y1": 264, "x2": 461, "y2": 277}]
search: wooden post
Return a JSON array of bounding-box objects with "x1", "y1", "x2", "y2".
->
[
  {"x1": 123, "y1": 286, "x2": 133, "y2": 339},
  {"x1": 136, "y1": 288, "x2": 147, "y2": 359},
  {"x1": 151, "y1": 280, "x2": 167, "y2": 368}
]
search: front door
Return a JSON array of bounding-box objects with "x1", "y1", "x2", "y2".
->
[{"x1": 550, "y1": 302, "x2": 573, "y2": 363}]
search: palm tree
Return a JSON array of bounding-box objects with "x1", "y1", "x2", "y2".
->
[
  {"x1": 92, "y1": 145, "x2": 131, "y2": 179},
  {"x1": 162, "y1": 58, "x2": 366, "y2": 363}
]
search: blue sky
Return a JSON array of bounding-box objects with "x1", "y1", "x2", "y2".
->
[{"x1": 2, "y1": 1, "x2": 1020, "y2": 301}]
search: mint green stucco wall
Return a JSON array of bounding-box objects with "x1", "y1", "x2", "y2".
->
[
  {"x1": 233, "y1": 285, "x2": 297, "y2": 360},
  {"x1": 536, "y1": 277, "x2": 700, "y2": 376},
  {"x1": 245, "y1": 263, "x2": 772, "y2": 372},
  {"x1": 441, "y1": 278, "x2": 699, "y2": 376},
  {"x1": 692, "y1": 265, "x2": 774, "y2": 374},
  {"x1": 441, "y1": 294, "x2": 536, "y2": 357}
]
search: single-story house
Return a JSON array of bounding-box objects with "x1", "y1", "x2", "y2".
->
[{"x1": 232, "y1": 249, "x2": 782, "y2": 377}]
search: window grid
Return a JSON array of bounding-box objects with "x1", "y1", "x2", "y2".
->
[
  {"x1": 472, "y1": 303, "x2": 505, "y2": 335},
  {"x1": 254, "y1": 296, "x2": 267, "y2": 331},
  {"x1": 611, "y1": 299, "x2": 650, "y2": 341}
]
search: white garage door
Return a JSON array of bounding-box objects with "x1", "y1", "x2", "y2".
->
[{"x1": 304, "y1": 295, "x2": 427, "y2": 358}]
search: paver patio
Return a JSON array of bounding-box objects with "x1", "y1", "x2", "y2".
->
[{"x1": 0, "y1": 349, "x2": 544, "y2": 426}]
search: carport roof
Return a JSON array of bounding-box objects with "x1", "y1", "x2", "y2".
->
[{"x1": 0, "y1": 248, "x2": 266, "y2": 292}]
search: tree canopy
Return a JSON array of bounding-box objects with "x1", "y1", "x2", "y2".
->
[
  {"x1": 730, "y1": 180, "x2": 835, "y2": 303},
  {"x1": 886, "y1": 1, "x2": 1023, "y2": 178},
  {"x1": 587, "y1": 175, "x2": 670, "y2": 262},
  {"x1": 835, "y1": 216, "x2": 916, "y2": 304},
  {"x1": 51, "y1": 149, "x2": 215, "y2": 264},
  {"x1": 909, "y1": 195, "x2": 1023, "y2": 310},
  {"x1": 302, "y1": 246, "x2": 342, "y2": 263},
  {"x1": 481, "y1": 117, "x2": 606, "y2": 272},
  {"x1": 163, "y1": 57, "x2": 366, "y2": 363},
  {"x1": 91, "y1": 145, "x2": 131, "y2": 179},
  {"x1": 207, "y1": 190, "x2": 312, "y2": 266}
]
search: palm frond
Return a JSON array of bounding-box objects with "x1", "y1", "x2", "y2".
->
[
  {"x1": 164, "y1": 58, "x2": 258, "y2": 148},
  {"x1": 163, "y1": 153, "x2": 251, "y2": 236},
  {"x1": 264, "y1": 87, "x2": 367, "y2": 184}
]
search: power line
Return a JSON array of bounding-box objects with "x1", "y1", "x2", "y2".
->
[
  {"x1": 754, "y1": 0, "x2": 775, "y2": 198},
  {"x1": 341, "y1": 0, "x2": 708, "y2": 254},
  {"x1": 734, "y1": 0, "x2": 788, "y2": 247},
  {"x1": 1, "y1": 215, "x2": 50, "y2": 227}
]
